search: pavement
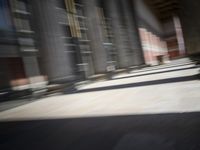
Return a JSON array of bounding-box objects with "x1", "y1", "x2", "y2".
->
[{"x1": 0, "y1": 58, "x2": 200, "y2": 150}]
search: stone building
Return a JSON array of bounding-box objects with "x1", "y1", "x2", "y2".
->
[{"x1": 0, "y1": 0, "x2": 199, "y2": 97}]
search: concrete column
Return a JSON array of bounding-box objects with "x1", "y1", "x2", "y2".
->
[
  {"x1": 22, "y1": 56, "x2": 46, "y2": 88},
  {"x1": 120, "y1": 0, "x2": 145, "y2": 66},
  {"x1": 105, "y1": 0, "x2": 130, "y2": 68},
  {"x1": 83, "y1": 0, "x2": 107, "y2": 74},
  {"x1": 31, "y1": 0, "x2": 74, "y2": 83},
  {"x1": 179, "y1": 0, "x2": 200, "y2": 55},
  {"x1": 173, "y1": 16, "x2": 186, "y2": 56},
  {"x1": 22, "y1": 56, "x2": 40, "y2": 77}
]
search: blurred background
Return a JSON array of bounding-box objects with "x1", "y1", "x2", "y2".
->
[{"x1": 0, "y1": 0, "x2": 200, "y2": 149}]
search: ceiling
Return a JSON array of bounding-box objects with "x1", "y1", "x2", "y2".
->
[{"x1": 145, "y1": 0, "x2": 180, "y2": 21}]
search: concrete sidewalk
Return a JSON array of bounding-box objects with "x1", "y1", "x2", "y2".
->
[{"x1": 0, "y1": 58, "x2": 200, "y2": 121}]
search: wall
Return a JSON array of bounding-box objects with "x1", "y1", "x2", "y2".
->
[
  {"x1": 31, "y1": 0, "x2": 75, "y2": 83},
  {"x1": 162, "y1": 19, "x2": 176, "y2": 37}
]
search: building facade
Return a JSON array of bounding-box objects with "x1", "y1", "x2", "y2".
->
[
  {"x1": 0, "y1": 0, "x2": 43, "y2": 92},
  {"x1": 0, "y1": 0, "x2": 188, "y2": 96}
]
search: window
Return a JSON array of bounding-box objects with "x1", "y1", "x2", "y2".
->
[
  {"x1": 15, "y1": 0, "x2": 27, "y2": 11},
  {"x1": 15, "y1": 17, "x2": 31, "y2": 31}
]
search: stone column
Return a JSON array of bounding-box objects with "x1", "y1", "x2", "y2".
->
[
  {"x1": 179, "y1": 0, "x2": 200, "y2": 55},
  {"x1": 120, "y1": 0, "x2": 145, "y2": 66},
  {"x1": 22, "y1": 56, "x2": 40, "y2": 78},
  {"x1": 173, "y1": 15, "x2": 186, "y2": 56},
  {"x1": 31, "y1": 0, "x2": 74, "y2": 83},
  {"x1": 83, "y1": 0, "x2": 107, "y2": 74},
  {"x1": 22, "y1": 56, "x2": 46, "y2": 89},
  {"x1": 105, "y1": 0, "x2": 130, "y2": 68}
]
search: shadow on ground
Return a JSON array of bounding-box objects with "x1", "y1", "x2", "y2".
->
[
  {"x1": 112, "y1": 65, "x2": 198, "y2": 80},
  {"x1": 1, "y1": 112, "x2": 200, "y2": 150}
]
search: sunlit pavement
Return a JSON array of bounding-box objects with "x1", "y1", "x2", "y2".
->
[{"x1": 0, "y1": 58, "x2": 200, "y2": 121}]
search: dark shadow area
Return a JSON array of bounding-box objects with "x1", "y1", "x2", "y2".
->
[
  {"x1": 0, "y1": 89, "x2": 33, "y2": 102},
  {"x1": 189, "y1": 54, "x2": 200, "y2": 65},
  {"x1": 75, "y1": 74, "x2": 199, "y2": 94},
  {"x1": 113, "y1": 65, "x2": 198, "y2": 80},
  {"x1": 1, "y1": 112, "x2": 200, "y2": 150}
]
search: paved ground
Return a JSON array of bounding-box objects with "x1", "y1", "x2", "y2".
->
[
  {"x1": 0, "y1": 58, "x2": 200, "y2": 150},
  {"x1": 0, "y1": 58, "x2": 200, "y2": 121}
]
